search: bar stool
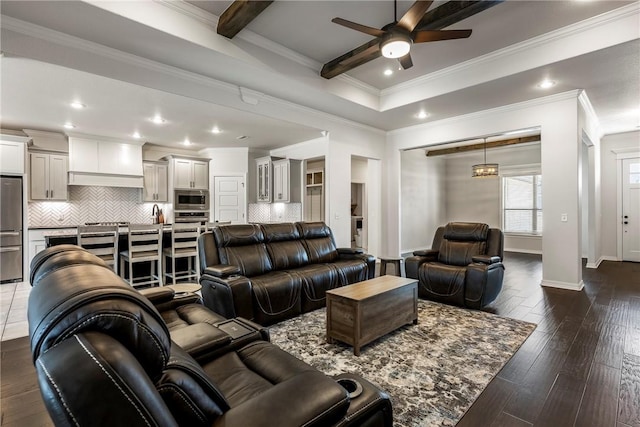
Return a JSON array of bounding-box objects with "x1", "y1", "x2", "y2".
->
[
  {"x1": 378, "y1": 256, "x2": 404, "y2": 277},
  {"x1": 163, "y1": 222, "x2": 200, "y2": 285},
  {"x1": 77, "y1": 225, "x2": 119, "y2": 273},
  {"x1": 119, "y1": 223, "x2": 163, "y2": 288}
]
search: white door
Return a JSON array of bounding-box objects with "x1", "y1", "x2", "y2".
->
[
  {"x1": 214, "y1": 176, "x2": 245, "y2": 223},
  {"x1": 622, "y1": 158, "x2": 640, "y2": 262}
]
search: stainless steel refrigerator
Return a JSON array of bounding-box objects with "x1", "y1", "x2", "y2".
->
[{"x1": 0, "y1": 176, "x2": 23, "y2": 283}]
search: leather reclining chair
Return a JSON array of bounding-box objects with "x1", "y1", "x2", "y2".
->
[
  {"x1": 28, "y1": 246, "x2": 393, "y2": 427},
  {"x1": 405, "y1": 222, "x2": 505, "y2": 309}
]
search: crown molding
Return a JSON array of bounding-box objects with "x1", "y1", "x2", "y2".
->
[
  {"x1": 1, "y1": 15, "x2": 383, "y2": 136},
  {"x1": 381, "y1": 2, "x2": 640, "y2": 98},
  {"x1": 388, "y1": 90, "x2": 581, "y2": 137},
  {"x1": 335, "y1": 74, "x2": 381, "y2": 96}
]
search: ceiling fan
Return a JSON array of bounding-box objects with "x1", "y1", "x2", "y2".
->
[{"x1": 331, "y1": 0, "x2": 472, "y2": 70}]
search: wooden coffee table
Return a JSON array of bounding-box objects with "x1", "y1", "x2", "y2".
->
[{"x1": 326, "y1": 275, "x2": 418, "y2": 356}]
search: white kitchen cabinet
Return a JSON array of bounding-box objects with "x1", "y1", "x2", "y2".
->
[
  {"x1": 173, "y1": 158, "x2": 209, "y2": 189},
  {"x1": 256, "y1": 157, "x2": 271, "y2": 202},
  {"x1": 272, "y1": 159, "x2": 301, "y2": 203},
  {"x1": 142, "y1": 162, "x2": 168, "y2": 202},
  {"x1": 0, "y1": 140, "x2": 26, "y2": 174},
  {"x1": 30, "y1": 153, "x2": 68, "y2": 201}
]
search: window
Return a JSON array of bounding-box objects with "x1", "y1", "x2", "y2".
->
[
  {"x1": 502, "y1": 174, "x2": 542, "y2": 234},
  {"x1": 630, "y1": 162, "x2": 640, "y2": 184}
]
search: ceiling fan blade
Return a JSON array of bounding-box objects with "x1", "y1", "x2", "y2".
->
[
  {"x1": 413, "y1": 29, "x2": 472, "y2": 43},
  {"x1": 397, "y1": 0, "x2": 434, "y2": 32},
  {"x1": 217, "y1": 0, "x2": 274, "y2": 39},
  {"x1": 339, "y1": 43, "x2": 381, "y2": 67},
  {"x1": 331, "y1": 17, "x2": 386, "y2": 37},
  {"x1": 398, "y1": 53, "x2": 413, "y2": 70}
]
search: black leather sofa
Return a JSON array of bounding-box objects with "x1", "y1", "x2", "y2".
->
[
  {"x1": 405, "y1": 222, "x2": 505, "y2": 309},
  {"x1": 28, "y1": 246, "x2": 392, "y2": 427},
  {"x1": 198, "y1": 222, "x2": 375, "y2": 325}
]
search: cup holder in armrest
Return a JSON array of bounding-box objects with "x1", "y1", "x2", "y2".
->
[{"x1": 336, "y1": 378, "x2": 363, "y2": 399}]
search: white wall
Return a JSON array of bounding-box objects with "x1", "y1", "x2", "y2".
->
[
  {"x1": 444, "y1": 144, "x2": 542, "y2": 253},
  {"x1": 386, "y1": 92, "x2": 584, "y2": 290},
  {"x1": 600, "y1": 131, "x2": 640, "y2": 258},
  {"x1": 400, "y1": 150, "x2": 446, "y2": 253}
]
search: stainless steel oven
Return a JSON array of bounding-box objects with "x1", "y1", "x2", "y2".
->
[{"x1": 174, "y1": 189, "x2": 209, "y2": 211}]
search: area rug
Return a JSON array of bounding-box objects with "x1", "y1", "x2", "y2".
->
[{"x1": 268, "y1": 300, "x2": 536, "y2": 427}]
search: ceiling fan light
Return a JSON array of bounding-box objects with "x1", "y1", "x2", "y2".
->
[{"x1": 381, "y1": 34, "x2": 412, "y2": 58}]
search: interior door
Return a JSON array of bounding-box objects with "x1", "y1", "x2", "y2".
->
[
  {"x1": 214, "y1": 176, "x2": 245, "y2": 223},
  {"x1": 622, "y1": 158, "x2": 640, "y2": 261}
]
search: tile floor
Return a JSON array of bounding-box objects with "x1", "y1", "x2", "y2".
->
[{"x1": 1, "y1": 281, "x2": 31, "y2": 342}]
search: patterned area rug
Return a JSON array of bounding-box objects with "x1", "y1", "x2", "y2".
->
[{"x1": 269, "y1": 300, "x2": 535, "y2": 427}]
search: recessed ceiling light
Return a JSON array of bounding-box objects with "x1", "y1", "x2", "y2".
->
[
  {"x1": 417, "y1": 111, "x2": 429, "y2": 120},
  {"x1": 383, "y1": 69, "x2": 393, "y2": 76},
  {"x1": 211, "y1": 126, "x2": 222, "y2": 134},
  {"x1": 151, "y1": 115, "x2": 165, "y2": 124},
  {"x1": 63, "y1": 122, "x2": 75, "y2": 129},
  {"x1": 132, "y1": 131, "x2": 142, "y2": 139},
  {"x1": 537, "y1": 79, "x2": 556, "y2": 89},
  {"x1": 182, "y1": 138, "x2": 191, "y2": 146},
  {"x1": 70, "y1": 101, "x2": 85, "y2": 109}
]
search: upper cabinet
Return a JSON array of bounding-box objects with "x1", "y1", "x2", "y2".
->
[
  {"x1": 256, "y1": 157, "x2": 301, "y2": 203},
  {"x1": 142, "y1": 162, "x2": 168, "y2": 202},
  {"x1": 30, "y1": 153, "x2": 68, "y2": 201},
  {"x1": 0, "y1": 139, "x2": 26, "y2": 174},
  {"x1": 256, "y1": 156, "x2": 273, "y2": 203},
  {"x1": 173, "y1": 158, "x2": 209, "y2": 190},
  {"x1": 68, "y1": 137, "x2": 143, "y2": 187},
  {"x1": 273, "y1": 159, "x2": 301, "y2": 203}
]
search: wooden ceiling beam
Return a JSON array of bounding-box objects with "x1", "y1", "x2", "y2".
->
[
  {"x1": 217, "y1": 0, "x2": 274, "y2": 39},
  {"x1": 425, "y1": 135, "x2": 540, "y2": 157},
  {"x1": 321, "y1": 0, "x2": 504, "y2": 79}
]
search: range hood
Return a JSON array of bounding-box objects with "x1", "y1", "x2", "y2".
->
[{"x1": 67, "y1": 136, "x2": 144, "y2": 188}]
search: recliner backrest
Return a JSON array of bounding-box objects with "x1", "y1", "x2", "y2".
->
[
  {"x1": 296, "y1": 222, "x2": 339, "y2": 263},
  {"x1": 436, "y1": 222, "x2": 489, "y2": 266},
  {"x1": 213, "y1": 224, "x2": 273, "y2": 277},
  {"x1": 29, "y1": 246, "x2": 231, "y2": 427}
]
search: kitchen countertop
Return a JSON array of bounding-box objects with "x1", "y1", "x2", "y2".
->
[{"x1": 40, "y1": 224, "x2": 174, "y2": 238}]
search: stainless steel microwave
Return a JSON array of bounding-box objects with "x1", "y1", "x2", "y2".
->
[{"x1": 174, "y1": 189, "x2": 209, "y2": 211}]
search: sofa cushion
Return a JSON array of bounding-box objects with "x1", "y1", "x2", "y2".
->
[
  {"x1": 297, "y1": 222, "x2": 339, "y2": 263},
  {"x1": 213, "y1": 225, "x2": 272, "y2": 277},
  {"x1": 331, "y1": 259, "x2": 370, "y2": 286},
  {"x1": 250, "y1": 272, "x2": 302, "y2": 325},
  {"x1": 262, "y1": 223, "x2": 309, "y2": 270},
  {"x1": 438, "y1": 239, "x2": 487, "y2": 266},
  {"x1": 289, "y1": 264, "x2": 340, "y2": 312},
  {"x1": 418, "y1": 263, "x2": 466, "y2": 306}
]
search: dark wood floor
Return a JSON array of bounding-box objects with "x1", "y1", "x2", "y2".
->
[
  {"x1": 459, "y1": 252, "x2": 640, "y2": 427},
  {"x1": 2, "y1": 253, "x2": 639, "y2": 426}
]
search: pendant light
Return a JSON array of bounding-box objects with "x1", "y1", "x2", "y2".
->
[{"x1": 472, "y1": 138, "x2": 499, "y2": 178}]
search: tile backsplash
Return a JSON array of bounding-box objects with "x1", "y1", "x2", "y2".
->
[
  {"x1": 28, "y1": 186, "x2": 166, "y2": 227},
  {"x1": 248, "y1": 203, "x2": 302, "y2": 223}
]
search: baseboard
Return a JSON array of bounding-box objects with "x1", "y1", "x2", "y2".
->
[
  {"x1": 540, "y1": 279, "x2": 584, "y2": 291},
  {"x1": 504, "y1": 248, "x2": 543, "y2": 255},
  {"x1": 586, "y1": 256, "x2": 619, "y2": 269}
]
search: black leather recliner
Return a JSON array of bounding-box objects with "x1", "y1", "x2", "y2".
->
[
  {"x1": 28, "y1": 246, "x2": 393, "y2": 427},
  {"x1": 405, "y1": 222, "x2": 505, "y2": 309}
]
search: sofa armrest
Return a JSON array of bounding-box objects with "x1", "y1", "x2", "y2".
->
[
  {"x1": 472, "y1": 255, "x2": 502, "y2": 265},
  {"x1": 200, "y1": 274, "x2": 253, "y2": 320},
  {"x1": 337, "y1": 247, "x2": 364, "y2": 255},
  {"x1": 213, "y1": 371, "x2": 349, "y2": 427},
  {"x1": 138, "y1": 287, "x2": 175, "y2": 305},
  {"x1": 170, "y1": 323, "x2": 232, "y2": 361},
  {"x1": 204, "y1": 264, "x2": 241, "y2": 278},
  {"x1": 413, "y1": 249, "x2": 438, "y2": 258}
]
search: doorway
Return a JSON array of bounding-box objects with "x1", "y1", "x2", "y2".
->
[
  {"x1": 213, "y1": 176, "x2": 245, "y2": 223},
  {"x1": 622, "y1": 157, "x2": 640, "y2": 261}
]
